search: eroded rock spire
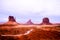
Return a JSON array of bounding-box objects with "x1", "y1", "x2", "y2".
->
[{"x1": 26, "y1": 19, "x2": 33, "y2": 24}]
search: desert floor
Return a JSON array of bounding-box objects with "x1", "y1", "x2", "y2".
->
[{"x1": 0, "y1": 25, "x2": 60, "y2": 40}]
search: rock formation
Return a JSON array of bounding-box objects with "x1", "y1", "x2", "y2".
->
[
  {"x1": 6, "y1": 16, "x2": 20, "y2": 25},
  {"x1": 0, "y1": 16, "x2": 19, "y2": 26},
  {"x1": 9, "y1": 16, "x2": 16, "y2": 22},
  {"x1": 40, "y1": 17, "x2": 52, "y2": 25},
  {"x1": 26, "y1": 19, "x2": 33, "y2": 25}
]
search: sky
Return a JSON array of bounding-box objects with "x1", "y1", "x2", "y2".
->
[{"x1": 0, "y1": 0, "x2": 60, "y2": 23}]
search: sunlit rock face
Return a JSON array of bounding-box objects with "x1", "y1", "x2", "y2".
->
[
  {"x1": 26, "y1": 19, "x2": 33, "y2": 25},
  {"x1": 9, "y1": 16, "x2": 16, "y2": 22},
  {"x1": 41, "y1": 17, "x2": 52, "y2": 25}
]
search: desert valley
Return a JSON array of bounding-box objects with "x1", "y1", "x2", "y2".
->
[{"x1": 0, "y1": 16, "x2": 60, "y2": 40}]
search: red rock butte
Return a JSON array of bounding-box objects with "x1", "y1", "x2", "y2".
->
[
  {"x1": 9, "y1": 16, "x2": 16, "y2": 22},
  {"x1": 40, "y1": 17, "x2": 52, "y2": 25},
  {"x1": 6, "y1": 16, "x2": 20, "y2": 25},
  {"x1": 0, "y1": 16, "x2": 19, "y2": 26}
]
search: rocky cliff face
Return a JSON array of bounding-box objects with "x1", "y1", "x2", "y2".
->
[{"x1": 41, "y1": 17, "x2": 52, "y2": 25}]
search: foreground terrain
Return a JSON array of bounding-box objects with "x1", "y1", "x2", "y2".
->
[{"x1": 0, "y1": 25, "x2": 60, "y2": 40}]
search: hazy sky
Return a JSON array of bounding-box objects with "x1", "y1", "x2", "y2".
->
[{"x1": 0, "y1": 0, "x2": 60, "y2": 23}]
